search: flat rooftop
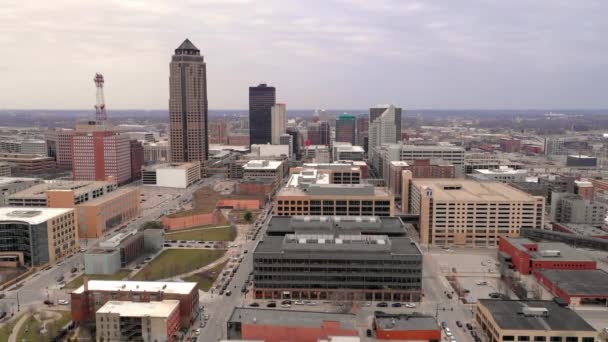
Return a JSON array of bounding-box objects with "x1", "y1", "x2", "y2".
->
[
  {"x1": 374, "y1": 313, "x2": 438, "y2": 331},
  {"x1": 99, "y1": 229, "x2": 140, "y2": 248},
  {"x1": 266, "y1": 216, "x2": 407, "y2": 236},
  {"x1": 72, "y1": 280, "x2": 196, "y2": 295},
  {"x1": 9, "y1": 180, "x2": 114, "y2": 200},
  {"x1": 411, "y1": 179, "x2": 537, "y2": 202},
  {"x1": 537, "y1": 269, "x2": 608, "y2": 296},
  {"x1": 243, "y1": 160, "x2": 283, "y2": 170},
  {"x1": 228, "y1": 308, "x2": 355, "y2": 329},
  {"x1": 0, "y1": 207, "x2": 73, "y2": 225},
  {"x1": 0, "y1": 177, "x2": 39, "y2": 185},
  {"x1": 504, "y1": 238, "x2": 593, "y2": 262},
  {"x1": 145, "y1": 162, "x2": 198, "y2": 171},
  {"x1": 473, "y1": 167, "x2": 528, "y2": 175},
  {"x1": 97, "y1": 300, "x2": 179, "y2": 318},
  {"x1": 556, "y1": 223, "x2": 608, "y2": 237},
  {"x1": 478, "y1": 299, "x2": 596, "y2": 332}
]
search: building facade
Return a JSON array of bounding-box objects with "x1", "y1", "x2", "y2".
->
[
  {"x1": 142, "y1": 162, "x2": 201, "y2": 188},
  {"x1": 336, "y1": 113, "x2": 356, "y2": 145},
  {"x1": 72, "y1": 131, "x2": 132, "y2": 185},
  {"x1": 271, "y1": 103, "x2": 287, "y2": 145},
  {"x1": 129, "y1": 140, "x2": 144, "y2": 181},
  {"x1": 368, "y1": 105, "x2": 399, "y2": 160},
  {"x1": 370, "y1": 105, "x2": 401, "y2": 143},
  {"x1": 0, "y1": 153, "x2": 56, "y2": 176},
  {"x1": 249, "y1": 83, "x2": 276, "y2": 145},
  {"x1": 551, "y1": 192, "x2": 608, "y2": 226},
  {"x1": 76, "y1": 187, "x2": 141, "y2": 239},
  {"x1": 169, "y1": 39, "x2": 209, "y2": 162}
]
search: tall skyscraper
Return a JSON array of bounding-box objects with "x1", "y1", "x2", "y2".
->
[
  {"x1": 370, "y1": 105, "x2": 402, "y2": 142},
  {"x1": 307, "y1": 121, "x2": 331, "y2": 146},
  {"x1": 368, "y1": 105, "x2": 399, "y2": 162},
  {"x1": 356, "y1": 116, "x2": 369, "y2": 148},
  {"x1": 169, "y1": 39, "x2": 209, "y2": 162},
  {"x1": 335, "y1": 113, "x2": 356, "y2": 144},
  {"x1": 249, "y1": 83, "x2": 276, "y2": 145},
  {"x1": 72, "y1": 129, "x2": 132, "y2": 185},
  {"x1": 271, "y1": 103, "x2": 287, "y2": 145}
]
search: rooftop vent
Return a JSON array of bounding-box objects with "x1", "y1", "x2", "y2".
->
[{"x1": 521, "y1": 307, "x2": 548, "y2": 317}]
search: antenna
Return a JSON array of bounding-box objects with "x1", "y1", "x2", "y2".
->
[{"x1": 94, "y1": 73, "x2": 107, "y2": 123}]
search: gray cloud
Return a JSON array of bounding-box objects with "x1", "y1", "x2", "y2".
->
[{"x1": 0, "y1": 0, "x2": 607, "y2": 110}]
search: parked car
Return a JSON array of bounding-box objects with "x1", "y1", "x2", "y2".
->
[
  {"x1": 267, "y1": 302, "x2": 277, "y2": 308},
  {"x1": 58, "y1": 299, "x2": 69, "y2": 305},
  {"x1": 466, "y1": 323, "x2": 473, "y2": 330},
  {"x1": 441, "y1": 321, "x2": 447, "y2": 329},
  {"x1": 281, "y1": 300, "x2": 292, "y2": 305},
  {"x1": 44, "y1": 300, "x2": 54, "y2": 305},
  {"x1": 376, "y1": 302, "x2": 388, "y2": 307},
  {"x1": 249, "y1": 302, "x2": 260, "y2": 307},
  {"x1": 404, "y1": 303, "x2": 416, "y2": 308},
  {"x1": 391, "y1": 302, "x2": 402, "y2": 307}
]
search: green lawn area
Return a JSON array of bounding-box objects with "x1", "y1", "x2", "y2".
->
[
  {"x1": 235, "y1": 210, "x2": 260, "y2": 224},
  {"x1": 165, "y1": 226, "x2": 235, "y2": 241},
  {"x1": 16, "y1": 311, "x2": 72, "y2": 342},
  {"x1": 132, "y1": 249, "x2": 225, "y2": 281},
  {"x1": 0, "y1": 313, "x2": 22, "y2": 341},
  {"x1": 183, "y1": 261, "x2": 228, "y2": 291},
  {"x1": 65, "y1": 270, "x2": 131, "y2": 289}
]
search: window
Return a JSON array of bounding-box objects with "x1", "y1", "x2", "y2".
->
[
  {"x1": 550, "y1": 337, "x2": 562, "y2": 342},
  {"x1": 565, "y1": 338, "x2": 577, "y2": 342},
  {"x1": 518, "y1": 337, "x2": 530, "y2": 341},
  {"x1": 504, "y1": 337, "x2": 515, "y2": 341},
  {"x1": 534, "y1": 337, "x2": 546, "y2": 342}
]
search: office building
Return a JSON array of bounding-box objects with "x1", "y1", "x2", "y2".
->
[
  {"x1": 129, "y1": 140, "x2": 144, "y2": 181},
  {"x1": 249, "y1": 83, "x2": 276, "y2": 145},
  {"x1": 276, "y1": 170, "x2": 394, "y2": 216},
  {"x1": 375, "y1": 144, "x2": 465, "y2": 177},
  {"x1": 208, "y1": 121, "x2": 228, "y2": 145},
  {"x1": 143, "y1": 141, "x2": 170, "y2": 163},
  {"x1": 96, "y1": 300, "x2": 181, "y2": 342},
  {"x1": 539, "y1": 174, "x2": 576, "y2": 202},
  {"x1": 544, "y1": 137, "x2": 565, "y2": 156},
  {"x1": 76, "y1": 187, "x2": 141, "y2": 239},
  {"x1": 72, "y1": 131, "x2": 132, "y2": 185},
  {"x1": 408, "y1": 179, "x2": 545, "y2": 247},
  {"x1": 8, "y1": 180, "x2": 116, "y2": 207},
  {"x1": 498, "y1": 237, "x2": 596, "y2": 275},
  {"x1": 169, "y1": 39, "x2": 209, "y2": 162},
  {"x1": 0, "y1": 177, "x2": 41, "y2": 205},
  {"x1": 534, "y1": 269, "x2": 608, "y2": 306},
  {"x1": 20, "y1": 140, "x2": 47, "y2": 156},
  {"x1": 332, "y1": 142, "x2": 365, "y2": 162},
  {"x1": 0, "y1": 140, "x2": 21, "y2": 153},
  {"x1": 227, "y1": 308, "x2": 358, "y2": 342},
  {"x1": 566, "y1": 155, "x2": 597, "y2": 167},
  {"x1": 142, "y1": 162, "x2": 201, "y2": 188},
  {"x1": 0, "y1": 207, "x2": 78, "y2": 267},
  {"x1": 302, "y1": 145, "x2": 331, "y2": 163},
  {"x1": 307, "y1": 121, "x2": 331, "y2": 146},
  {"x1": 370, "y1": 105, "x2": 401, "y2": 142},
  {"x1": 249, "y1": 144, "x2": 290, "y2": 159},
  {"x1": 0, "y1": 153, "x2": 56, "y2": 176},
  {"x1": 499, "y1": 138, "x2": 521, "y2": 153},
  {"x1": 335, "y1": 113, "x2": 356, "y2": 144},
  {"x1": 0, "y1": 162, "x2": 10, "y2": 177},
  {"x1": 286, "y1": 127, "x2": 303, "y2": 159},
  {"x1": 253, "y1": 231, "x2": 422, "y2": 301},
  {"x1": 279, "y1": 134, "x2": 294, "y2": 159},
  {"x1": 373, "y1": 312, "x2": 441, "y2": 341},
  {"x1": 387, "y1": 160, "x2": 455, "y2": 201},
  {"x1": 574, "y1": 179, "x2": 594, "y2": 200},
  {"x1": 475, "y1": 300, "x2": 596, "y2": 342},
  {"x1": 464, "y1": 155, "x2": 524, "y2": 174},
  {"x1": 71, "y1": 280, "x2": 198, "y2": 329},
  {"x1": 550, "y1": 193, "x2": 608, "y2": 226},
  {"x1": 356, "y1": 116, "x2": 369, "y2": 148},
  {"x1": 469, "y1": 167, "x2": 528, "y2": 183},
  {"x1": 243, "y1": 160, "x2": 284, "y2": 191},
  {"x1": 271, "y1": 103, "x2": 287, "y2": 145},
  {"x1": 290, "y1": 164, "x2": 362, "y2": 185}
]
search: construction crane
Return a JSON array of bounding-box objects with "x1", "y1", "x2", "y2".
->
[{"x1": 94, "y1": 73, "x2": 107, "y2": 123}]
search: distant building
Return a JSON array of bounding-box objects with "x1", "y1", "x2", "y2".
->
[
  {"x1": 19, "y1": 140, "x2": 47, "y2": 156},
  {"x1": 566, "y1": 155, "x2": 597, "y2": 167},
  {"x1": 509, "y1": 182, "x2": 549, "y2": 199},
  {"x1": 375, "y1": 144, "x2": 465, "y2": 178},
  {"x1": 249, "y1": 83, "x2": 276, "y2": 145},
  {"x1": 72, "y1": 130, "x2": 132, "y2": 185},
  {"x1": 499, "y1": 138, "x2": 521, "y2": 153},
  {"x1": 243, "y1": 160, "x2": 284, "y2": 191},
  {"x1": 408, "y1": 179, "x2": 545, "y2": 247},
  {"x1": 0, "y1": 162, "x2": 10, "y2": 177},
  {"x1": 302, "y1": 145, "x2": 331, "y2": 163},
  {"x1": 332, "y1": 142, "x2": 365, "y2": 162},
  {"x1": 464, "y1": 155, "x2": 524, "y2": 175},
  {"x1": 476, "y1": 300, "x2": 597, "y2": 342},
  {"x1": 307, "y1": 121, "x2": 331, "y2": 146},
  {"x1": 551, "y1": 192, "x2": 607, "y2": 226},
  {"x1": 356, "y1": 116, "x2": 369, "y2": 148},
  {"x1": 249, "y1": 144, "x2": 290, "y2": 159},
  {"x1": 0, "y1": 177, "x2": 41, "y2": 205},
  {"x1": 574, "y1": 179, "x2": 594, "y2": 200},
  {"x1": 544, "y1": 137, "x2": 565, "y2": 156},
  {"x1": 227, "y1": 134, "x2": 250, "y2": 146},
  {"x1": 290, "y1": 164, "x2": 362, "y2": 185},
  {"x1": 286, "y1": 127, "x2": 303, "y2": 159},
  {"x1": 208, "y1": 121, "x2": 228, "y2": 145},
  {"x1": 539, "y1": 174, "x2": 576, "y2": 202},
  {"x1": 469, "y1": 167, "x2": 528, "y2": 183},
  {"x1": 279, "y1": 134, "x2": 294, "y2": 159},
  {"x1": 370, "y1": 105, "x2": 401, "y2": 142},
  {"x1": 169, "y1": 39, "x2": 209, "y2": 162},
  {"x1": 335, "y1": 113, "x2": 356, "y2": 145},
  {"x1": 96, "y1": 300, "x2": 181, "y2": 342},
  {"x1": 142, "y1": 162, "x2": 201, "y2": 188},
  {"x1": 129, "y1": 140, "x2": 144, "y2": 181},
  {"x1": 143, "y1": 141, "x2": 170, "y2": 163},
  {"x1": 0, "y1": 207, "x2": 78, "y2": 267},
  {"x1": 0, "y1": 153, "x2": 56, "y2": 176},
  {"x1": 8, "y1": 180, "x2": 116, "y2": 207},
  {"x1": 271, "y1": 103, "x2": 287, "y2": 145},
  {"x1": 45, "y1": 129, "x2": 75, "y2": 169},
  {"x1": 369, "y1": 105, "x2": 399, "y2": 160},
  {"x1": 388, "y1": 160, "x2": 455, "y2": 202}
]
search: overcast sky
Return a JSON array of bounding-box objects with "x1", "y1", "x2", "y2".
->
[{"x1": 1, "y1": 0, "x2": 607, "y2": 110}]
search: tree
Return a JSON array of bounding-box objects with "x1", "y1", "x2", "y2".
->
[
  {"x1": 243, "y1": 211, "x2": 253, "y2": 223},
  {"x1": 142, "y1": 221, "x2": 163, "y2": 229}
]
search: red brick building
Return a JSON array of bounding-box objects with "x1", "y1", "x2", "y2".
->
[
  {"x1": 71, "y1": 280, "x2": 198, "y2": 329},
  {"x1": 72, "y1": 130, "x2": 132, "y2": 185},
  {"x1": 500, "y1": 138, "x2": 522, "y2": 153},
  {"x1": 498, "y1": 237, "x2": 596, "y2": 275},
  {"x1": 374, "y1": 313, "x2": 441, "y2": 341},
  {"x1": 533, "y1": 269, "x2": 608, "y2": 305}
]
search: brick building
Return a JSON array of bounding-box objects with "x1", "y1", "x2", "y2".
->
[{"x1": 129, "y1": 140, "x2": 144, "y2": 181}]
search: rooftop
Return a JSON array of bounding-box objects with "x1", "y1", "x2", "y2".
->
[
  {"x1": 72, "y1": 280, "x2": 197, "y2": 295},
  {"x1": 9, "y1": 180, "x2": 114, "y2": 200},
  {"x1": 0, "y1": 176, "x2": 39, "y2": 185},
  {"x1": 0, "y1": 207, "x2": 73, "y2": 225},
  {"x1": 145, "y1": 162, "x2": 198, "y2": 171},
  {"x1": 473, "y1": 167, "x2": 528, "y2": 175},
  {"x1": 504, "y1": 238, "x2": 593, "y2": 262},
  {"x1": 537, "y1": 269, "x2": 608, "y2": 296},
  {"x1": 478, "y1": 299, "x2": 596, "y2": 331},
  {"x1": 243, "y1": 160, "x2": 283, "y2": 170},
  {"x1": 554, "y1": 223, "x2": 608, "y2": 237},
  {"x1": 266, "y1": 216, "x2": 407, "y2": 236},
  {"x1": 411, "y1": 179, "x2": 538, "y2": 202},
  {"x1": 374, "y1": 313, "x2": 438, "y2": 331},
  {"x1": 228, "y1": 308, "x2": 355, "y2": 329},
  {"x1": 97, "y1": 300, "x2": 180, "y2": 318},
  {"x1": 99, "y1": 229, "x2": 141, "y2": 248}
]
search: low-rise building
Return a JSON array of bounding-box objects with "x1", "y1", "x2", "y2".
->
[
  {"x1": 142, "y1": 162, "x2": 201, "y2": 188},
  {"x1": 550, "y1": 192, "x2": 608, "y2": 226},
  {"x1": 551, "y1": 222, "x2": 608, "y2": 239},
  {"x1": 143, "y1": 141, "x2": 170, "y2": 163},
  {"x1": 0, "y1": 152, "x2": 56, "y2": 176},
  {"x1": 534, "y1": 269, "x2": 608, "y2": 306},
  {"x1": 7, "y1": 180, "x2": 116, "y2": 207},
  {"x1": 0, "y1": 162, "x2": 11, "y2": 177},
  {"x1": 290, "y1": 164, "x2": 362, "y2": 184},
  {"x1": 566, "y1": 155, "x2": 597, "y2": 167},
  {"x1": 464, "y1": 155, "x2": 523, "y2": 174},
  {"x1": 249, "y1": 144, "x2": 290, "y2": 159},
  {"x1": 84, "y1": 249, "x2": 122, "y2": 275},
  {"x1": 374, "y1": 312, "x2": 441, "y2": 341},
  {"x1": 265, "y1": 215, "x2": 409, "y2": 237},
  {"x1": 0, "y1": 177, "x2": 41, "y2": 205},
  {"x1": 509, "y1": 182, "x2": 549, "y2": 199},
  {"x1": 96, "y1": 300, "x2": 181, "y2": 342},
  {"x1": 227, "y1": 308, "x2": 358, "y2": 342},
  {"x1": 475, "y1": 299, "x2": 597, "y2": 342},
  {"x1": 469, "y1": 167, "x2": 528, "y2": 183},
  {"x1": 302, "y1": 145, "x2": 331, "y2": 163},
  {"x1": 332, "y1": 143, "x2": 365, "y2": 162},
  {"x1": 498, "y1": 237, "x2": 596, "y2": 275},
  {"x1": 0, "y1": 207, "x2": 78, "y2": 267},
  {"x1": 243, "y1": 160, "x2": 284, "y2": 191},
  {"x1": 76, "y1": 187, "x2": 141, "y2": 239},
  {"x1": 71, "y1": 280, "x2": 199, "y2": 329}
]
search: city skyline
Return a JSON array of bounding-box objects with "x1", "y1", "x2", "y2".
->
[{"x1": 1, "y1": 1, "x2": 608, "y2": 110}]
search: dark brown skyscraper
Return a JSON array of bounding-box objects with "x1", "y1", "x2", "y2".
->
[{"x1": 169, "y1": 39, "x2": 208, "y2": 162}]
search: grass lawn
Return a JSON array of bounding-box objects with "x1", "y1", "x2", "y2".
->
[
  {"x1": 16, "y1": 311, "x2": 72, "y2": 342},
  {"x1": 65, "y1": 270, "x2": 131, "y2": 289},
  {"x1": 234, "y1": 210, "x2": 260, "y2": 224},
  {"x1": 165, "y1": 226, "x2": 235, "y2": 241},
  {"x1": 132, "y1": 249, "x2": 225, "y2": 281},
  {"x1": 183, "y1": 261, "x2": 228, "y2": 291},
  {"x1": 0, "y1": 313, "x2": 22, "y2": 341}
]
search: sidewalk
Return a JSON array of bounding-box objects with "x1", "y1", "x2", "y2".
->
[{"x1": 8, "y1": 313, "x2": 29, "y2": 342}]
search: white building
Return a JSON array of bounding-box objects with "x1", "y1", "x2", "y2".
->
[
  {"x1": 374, "y1": 143, "x2": 466, "y2": 177},
  {"x1": 142, "y1": 162, "x2": 201, "y2": 188},
  {"x1": 20, "y1": 140, "x2": 48, "y2": 156},
  {"x1": 303, "y1": 145, "x2": 330, "y2": 163},
  {"x1": 332, "y1": 142, "x2": 365, "y2": 162},
  {"x1": 143, "y1": 141, "x2": 170, "y2": 162},
  {"x1": 469, "y1": 167, "x2": 529, "y2": 183},
  {"x1": 250, "y1": 144, "x2": 290, "y2": 158},
  {"x1": 279, "y1": 134, "x2": 294, "y2": 159},
  {"x1": 368, "y1": 105, "x2": 398, "y2": 160},
  {"x1": 271, "y1": 103, "x2": 287, "y2": 145}
]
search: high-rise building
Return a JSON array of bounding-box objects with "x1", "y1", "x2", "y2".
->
[
  {"x1": 356, "y1": 116, "x2": 369, "y2": 148},
  {"x1": 45, "y1": 129, "x2": 74, "y2": 169},
  {"x1": 306, "y1": 121, "x2": 330, "y2": 146},
  {"x1": 249, "y1": 83, "x2": 276, "y2": 145},
  {"x1": 129, "y1": 140, "x2": 144, "y2": 181},
  {"x1": 271, "y1": 103, "x2": 287, "y2": 145},
  {"x1": 286, "y1": 127, "x2": 302, "y2": 159},
  {"x1": 208, "y1": 121, "x2": 228, "y2": 145},
  {"x1": 368, "y1": 105, "x2": 398, "y2": 160},
  {"x1": 72, "y1": 130, "x2": 132, "y2": 185},
  {"x1": 335, "y1": 113, "x2": 356, "y2": 144},
  {"x1": 370, "y1": 105, "x2": 402, "y2": 142},
  {"x1": 169, "y1": 39, "x2": 209, "y2": 162},
  {"x1": 279, "y1": 134, "x2": 293, "y2": 159}
]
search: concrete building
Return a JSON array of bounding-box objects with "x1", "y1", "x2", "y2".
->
[
  {"x1": 497, "y1": 237, "x2": 596, "y2": 275},
  {"x1": 243, "y1": 160, "x2": 284, "y2": 191},
  {"x1": 143, "y1": 141, "x2": 170, "y2": 162},
  {"x1": 302, "y1": 145, "x2": 331, "y2": 163},
  {"x1": 249, "y1": 144, "x2": 290, "y2": 159},
  {"x1": 84, "y1": 249, "x2": 122, "y2": 275},
  {"x1": 276, "y1": 170, "x2": 394, "y2": 216},
  {"x1": 375, "y1": 144, "x2": 465, "y2": 177},
  {"x1": 574, "y1": 180, "x2": 594, "y2": 200},
  {"x1": 539, "y1": 175, "x2": 576, "y2": 202},
  {"x1": 8, "y1": 180, "x2": 116, "y2": 207},
  {"x1": 469, "y1": 167, "x2": 529, "y2": 183},
  {"x1": 336, "y1": 113, "x2": 356, "y2": 144},
  {"x1": 96, "y1": 300, "x2": 181, "y2": 342},
  {"x1": 534, "y1": 269, "x2": 608, "y2": 306},
  {"x1": 0, "y1": 153, "x2": 56, "y2": 176},
  {"x1": 20, "y1": 140, "x2": 47, "y2": 155},
  {"x1": 408, "y1": 179, "x2": 545, "y2": 247},
  {"x1": 475, "y1": 300, "x2": 597, "y2": 342},
  {"x1": 129, "y1": 140, "x2": 144, "y2": 181},
  {"x1": 271, "y1": 103, "x2": 287, "y2": 145},
  {"x1": 551, "y1": 192, "x2": 608, "y2": 226},
  {"x1": 0, "y1": 140, "x2": 21, "y2": 153},
  {"x1": 332, "y1": 143, "x2": 365, "y2": 162},
  {"x1": 0, "y1": 162, "x2": 10, "y2": 177},
  {"x1": 464, "y1": 155, "x2": 524, "y2": 175},
  {"x1": 279, "y1": 134, "x2": 294, "y2": 159},
  {"x1": 290, "y1": 164, "x2": 362, "y2": 185},
  {"x1": 45, "y1": 129, "x2": 74, "y2": 169},
  {"x1": 0, "y1": 177, "x2": 41, "y2": 205},
  {"x1": 374, "y1": 312, "x2": 441, "y2": 341},
  {"x1": 0, "y1": 207, "x2": 78, "y2": 267},
  {"x1": 142, "y1": 162, "x2": 201, "y2": 188},
  {"x1": 369, "y1": 105, "x2": 399, "y2": 160},
  {"x1": 249, "y1": 83, "x2": 276, "y2": 145},
  {"x1": 71, "y1": 280, "x2": 199, "y2": 329},
  {"x1": 227, "y1": 308, "x2": 358, "y2": 342},
  {"x1": 169, "y1": 39, "x2": 209, "y2": 162},
  {"x1": 566, "y1": 155, "x2": 597, "y2": 167},
  {"x1": 544, "y1": 137, "x2": 566, "y2": 156},
  {"x1": 72, "y1": 130, "x2": 132, "y2": 185},
  {"x1": 370, "y1": 105, "x2": 401, "y2": 143},
  {"x1": 76, "y1": 187, "x2": 141, "y2": 239}
]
